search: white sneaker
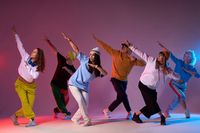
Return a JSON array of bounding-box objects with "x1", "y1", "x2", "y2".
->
[
  {"x1": 25, "y1": 120, "x2": 36, "y2": 127},
  {"x1": 126, "y1": 111, "x2": 133, "y2": 120},
  {"x1": 81, "y1": 118, "x2": 92, "y2": 127},
  {"x1": 103, "y1": 108, "x2": 111, "y2": 118},
  {"x1": 185, "y1": 109, "x2": 190, "y2": 118},
  {"x1": 10, "y1": 114, "x2": 19, "y2": 125},
  {"x1": 71, "y1": 117, "x2": 81, "y2": 125}
]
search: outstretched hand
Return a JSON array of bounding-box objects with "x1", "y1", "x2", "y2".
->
[
  {"x1": 61, "y1": 32, "x2": 71, "y2": 42},
  {"x1": 92, "y1": 34, "x2": 98, "y2": 40},
  {"x1": 88, "y1": 63, "x2": 98, "y2": 68},
  {"x1": 44, "y1": 36, "x2": 50, "y2": 42},
  {"x1": 125, "y1": 40, "x2": 133, "y2": 46},
  {"x1": 157, "y1": 41, "x2": 168, "y2": 51},
  {"x1": 11, "y1": 26, "x2": 17, "y2": 35}
]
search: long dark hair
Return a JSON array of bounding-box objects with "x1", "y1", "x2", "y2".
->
[
  {"x1": 88, "y1": 53, "x2": 101, "y2": 77},
  {"x1": 35, "y1": 48, "x2": 45, "y2": 72}
]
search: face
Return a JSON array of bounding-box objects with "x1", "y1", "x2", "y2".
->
[
  {"x1": 30, "y1": 49, "x2": 38, "y2": 60},
  {"x1": 121, "y1": 46, "x2": 132, "y2": 55},
  {"x1": 89, "y1": 51, "x2": 96, "y2": 62},
  {"x1": 66, "y1": 57, "x2": 73, "y2": 65},
  {"x1": 157, "y1": 53, "x2": 166, "y2": 65},
  {"x1": 183, "y1": 52, "x2": 192, "y2": 64}
]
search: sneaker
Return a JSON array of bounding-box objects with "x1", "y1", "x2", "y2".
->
[
  {"x1": 66, "y1": 111, "x2": 71, "y2": 116},
  {"x1": 185, "y1": 109, "x2": 190, "y2": 119},
  {"x1": 81, "y1": 118, "x2": 92, "y2": 127},
  {"x1": 25, "y1": 120, "x2": 36, "y2": 127},
  {"x1": 103, "y1": 108, "x2": 111, "y2": 118},
  {"x1": 160, "y1": 115, "x2": 166, "y2": 125},
  {"x1": 10, "y1": 114, "x2": 19, "y2": 125},
  {"x1": 132, "y1": 113, "x2": 143, "y2": 123},
  {"x1": 63, "y1": 114, "x2": 71, "y2": 120},
  {"x1": 126, "y1": 111, "x2": 133, "y2": 120},
  {"x1": 71, "y1": 117, "x2": 81, "y2": 125}
]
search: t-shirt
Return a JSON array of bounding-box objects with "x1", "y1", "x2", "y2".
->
[
  {"x1": 51, "y1": 52, "x2": 76, "y2": 89},
  {"x1": 96, "y1": 40, "x2": 145, "y2": 81},
  {"x1": 68, "y1": 52, "x2": 96, "y2": 92}
]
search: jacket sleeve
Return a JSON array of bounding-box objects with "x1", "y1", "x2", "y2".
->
[
  {"x1": 15, "y1": 34, "x2": 29, "y2": 60},
  {"x1": 129, "y1": 46, "x2": 154, "y2": 62},
  {"x1": 95, "y1": 39, "x2": 116, "y2": 55}
]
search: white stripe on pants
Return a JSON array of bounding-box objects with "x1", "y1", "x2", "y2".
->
[{"x1": 69, "y1": 85, "x2": 89, "y2": 120}]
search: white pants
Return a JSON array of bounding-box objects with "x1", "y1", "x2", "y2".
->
[{"x1": 69, "y1": 85, "x2": 89, "y2": 120}]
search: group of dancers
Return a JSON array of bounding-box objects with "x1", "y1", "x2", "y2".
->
[{"x1": 10, "y1": 26, "x2": 200, "y2": 127}]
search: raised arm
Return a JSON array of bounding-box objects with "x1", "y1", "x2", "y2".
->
[
  {"x1": 62, "y1": 32, "x2": 79, "y2": 55},
  {"x1": 12, "y1": 26, "x2": 27, "y2": 58},
  {"x1": 157, "y1": 41, "x2": 179, "y2": 63},
  {"x1": 128, "y1": 41, "x2": 153, "y2": 62},
  {"x1": 44, "y1": 37, "x2": 58, "y2": 55},
  {"x1": 157, "y1": 41, "x2": 170, "y2": 52},
  {"x1": 93, "y1": 34, "x2": 114, "y2": 55}
]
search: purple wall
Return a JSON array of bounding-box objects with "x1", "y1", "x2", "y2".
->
[{"x1": 1, "y1": 0, "x2": 200, "y2": 118}]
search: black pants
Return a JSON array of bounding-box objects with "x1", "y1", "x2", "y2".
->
[
  {"x1": 108, "y1": 78, "x2": 131, "y2": 112},
  {"x1": 139, "y1": 81, "x2": 161, "y2": 118},
  {"x1": 51, "y1": 83, "x2": 69, "y2": 114}
]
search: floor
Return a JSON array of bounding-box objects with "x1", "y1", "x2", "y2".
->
[{"x1": 0, "y1": 113, "x2": 200, "y2": 133}]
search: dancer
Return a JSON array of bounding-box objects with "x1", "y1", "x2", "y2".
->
[
  {"x1": 129, "y1": 41, "x2": 179, "y2": 125},
  {"x1": 93, "y1": 35, "x2": 145, "y2": 120},
  {"x1": 45, "y1": 37, "x2": 76, "y2": 119},
  {"x1": 10, "y1": 26, "x2": 45, "y2": 127},
  {"x1": 62, "y1": 33, "x2": 107, "y2": 126},
  {"x1": 158, "y1": 42, "x2": 200, "y2": 118}
]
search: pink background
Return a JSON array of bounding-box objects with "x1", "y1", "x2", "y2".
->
[{"x1": 0, "y1": 0, "x2": 200, "y2": 118}]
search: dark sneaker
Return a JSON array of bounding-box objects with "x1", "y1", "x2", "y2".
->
[
  {"x1": 132, "y1": 113, "x2": 143, "y2": 123},
  {"x1": 160, "y1": 115, "x2": 166, "y2": 125},
  {"x1": 185, "y1": 109, "x2": 190, "y2": 119}
]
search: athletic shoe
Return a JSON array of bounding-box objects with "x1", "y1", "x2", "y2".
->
[
  {"x1": 10, "y1": 114, "x2": 19, "y2": 125},
  {"x1": 103, "y1": 108, "x2": 111, "y2": 118},
  {"x1": 132, "y1": 113, "x2": 143, "y2": 123}
]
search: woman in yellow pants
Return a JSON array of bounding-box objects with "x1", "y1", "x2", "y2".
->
[{"x1": 10, "y1": 26, "x2": 45, "y2": 127}]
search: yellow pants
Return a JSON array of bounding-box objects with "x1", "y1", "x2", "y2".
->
[{"x1": 14, "y1": 78, "x2": 36, "y2": 119}]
